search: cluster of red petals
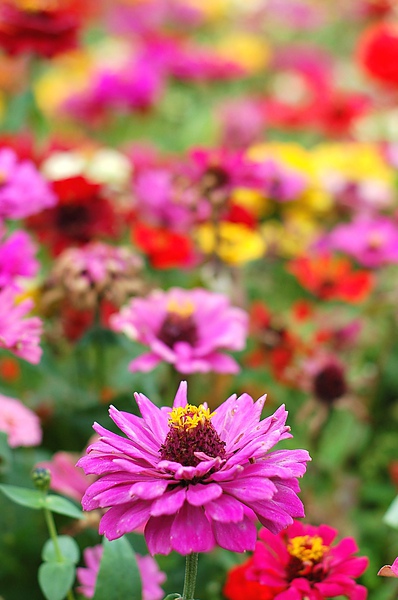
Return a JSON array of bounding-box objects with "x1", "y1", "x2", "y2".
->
[
  {"x1": 0, "y1": 0, "x2": 88, "y2": 58},
  {"x1": 132, "y1": 221, "x2": 196, "y2": 269},
  {"x1": 26, "y1": 175, "x2": 120, "y2": 255},
  {"x1": 288, "y1": 254, "x2": 374, "y2": 303},
  {"x1": 358, "y1": 22, "x2": 398, "y2": 87}
]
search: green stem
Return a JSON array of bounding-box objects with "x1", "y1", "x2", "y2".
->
[
  {"x1": 182, "y1": 553, "x2": 198, "y2": 600},
  {"x1": 43, "y1": 507, "x2": 76, "y2": 600}
]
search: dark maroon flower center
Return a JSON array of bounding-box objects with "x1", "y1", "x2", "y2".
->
[
  {"x1": 159, "y1": 415, "x2": 226, "y2": 467},
  {"x1": 55, "y1": 204, "x2": 91, "y2": 238},
  {"x1": 158, "y1": 312, "x2": 198, "y2": 349},
  {"x1": 201, "y1": 165, "x2": 230, "y2": 194},
  {"x1": 286, "y1": 556, "x2": 327, "y2": 584},
  {"x1": 313, "y1": 363, "x2": 347, "y2": 405}
]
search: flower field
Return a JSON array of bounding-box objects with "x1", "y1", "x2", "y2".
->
[{"x1": 0, "y1": 1, "x2": 398, "y2": 599}]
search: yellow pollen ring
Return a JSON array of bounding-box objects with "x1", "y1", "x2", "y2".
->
[
  {"x1": 166, "y1": 298, "x2": 195, "y2": 317},
  {"x1": 168, "y1": 404, "x2": 215, "y2": 430},
  {"x1": 287, "y1": 535, "x2": 328, "y2": 563}
]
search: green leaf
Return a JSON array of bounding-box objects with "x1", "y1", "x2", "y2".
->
[
  {"x1": 93, "y1": 537, "x2": 142, "y2": 600},
  {"x1": 38, "y1": 561, "x2": 75, "y2": 600},
  {"x1": 42, "y1": 536, "x2": 80, "y2": 564},
  {"x1": 0, "y1": 431, "x2": 12, "y2": 474},
  {"x1": 384, "y1": 495, "x2": 398, "y2": 529},
  {"x1": 0, "y1": 483, "x2": 44, "y2": 509},
  {"x1": 45, "y1": 495, "x2": 84, "y2": 519}
]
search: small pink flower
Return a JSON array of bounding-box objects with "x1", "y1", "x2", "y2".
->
[
  {"x1": 0, "y1": 286, "x2": 42, "y2": 364},
  {"x1": 0, "y1": 230, "x2": 38, "y2": 289},
  {"x1": 244, "y1": 521, "x2": 369, "y2": 599},
  {"x1": 110, "y1": 288, "x2": 248, "y2": 374},
  {"x1": 37, "y1": 451, "x2": 96, "y2": 503},
  {"x1": 77, "y1": 382, "x2": 310, "y2": 555},
  {"x1": 76, "y1": 544, "x2": 166, "y2": 600},
  {"x1": 0, "y1": 393, "x2": 41, "y2": 447},
  {"x1": 378, "y1": 556, "x2": 398, "y2": 577},
  {"x1": 0, "y1": 148, "x2": 56, "y2": 220}
]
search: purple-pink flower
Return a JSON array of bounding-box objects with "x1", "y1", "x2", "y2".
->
[
  {"x1": 0, "y1": 229, "x2": 38, "y2": 289},
  {"x1": 77, "y1": 382, "x2": 310, "y2": 555},
  {"x1": 110, "y1": 288, "x2": 248, "y2": 374},
  {"x1": 322, "y1": 217, "x2": 398, "y2": 268},
  {"x1": 0, "y1": 286, "x2": 42, "y2": 364},
  {"x1": 0, "y1": 393, "x2": 41, "y2": 447},
  {"x1": 76, "y1": 544, "x2": 166, "y2": 600},
  {"x1": 378, "y1": 556, "x2": 398, "y2": 578},
  {"x1": 0, "y1": 148, "x2": 56, "y2": 220}
]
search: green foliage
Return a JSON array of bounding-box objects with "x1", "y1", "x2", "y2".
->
[
  {"x1": 92, "y1": 537, "x2": 142, "y2": 600},
  {"x1": 38, "y1": 562, "x2": 75, "y2": 600}
]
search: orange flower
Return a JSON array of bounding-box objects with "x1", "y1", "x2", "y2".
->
[{"x1": 287, "y1": 253, "x2": 373, "y2": 303}]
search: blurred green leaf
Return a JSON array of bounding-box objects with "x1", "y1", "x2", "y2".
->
[
  {"x1": 42, "y1": 536, "x2": 80, "y2": 564},
  {"x1": 44, "y1": 495, "x2": 84, "y2": 520},
  {"x1": 92, "y1": 537, "x2": 142, "y2": 600},
  {"x1": 0, "y1": 484, "x2": 44, "y2": 510},
  {"x1": 38, "y1": 561, "x2": 75, "y2": 600},
  {"x1": 0, "y1": 431, "x2": 12, "y2": 474}
]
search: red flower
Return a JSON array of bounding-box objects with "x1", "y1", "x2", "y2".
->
[
  {"x1": 132, "y1": 221, "x2": 196, "y2": 269},
  {"x1": 27, "y1": 175, "x2": 120, "y2": 255},
  {"x1": 0, "y1": 0, "x2": 88, "y2": 58},
  {"x1": 358, "y1": 22, "x2": 398, "y2": 87},
  {"x1": 287, "y1": 254, "x2": 373, "y2": 303},
  {"x1": 223, "y1": 559, "x2": 274, "y2": 600}
]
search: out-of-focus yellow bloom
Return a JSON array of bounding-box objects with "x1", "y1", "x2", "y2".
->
[
  {"x1": 34, "y1": 50, "x2": 92, "y2": 115},
  {"x1": 262, "y1": 213, "x2": 320, "y2": 258},
  {"x1": 196, "y1": 222, "x2": 265, "y2": 265},
  {"x1": 312, "y1": 143, "x2": 394, "y2": 184},
  {"x1": 216, "y1": 33, "x2": 271, "y2": 73},
  {"x1": 247, "y1": 143, "x2": 333, "y2": 215},
  {"x1": 232, "y1": 188, "x2": 265, "y2": 219},
  {"x1": 185, "y1": 0, "x2": 232, "y2": 19}
]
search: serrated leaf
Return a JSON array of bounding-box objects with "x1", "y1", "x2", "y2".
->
[
  {"x1": 38, "y1": 561, "x2": 75, "y2": 600},
  {"x1": 93, "y1": 537, "x2": 142, "y2": 600},
  {"x1": 45, "y1": 495, "x2": 84, "y2": 519},
  {"x1": 42, "y1": 536, "x2": 80, "y2": 564},
  {"x1": 384, "y1": 495, "x2": 398, "y2": 529},
  {"x1": 0, "y1": 483, "x2": 45, "y2": 509}
]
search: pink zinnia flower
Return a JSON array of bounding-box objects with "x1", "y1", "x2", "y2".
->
[
  {"x1": 110, "y1": 288, "x2": 248, "y2": 374},
  {"x1": 77, "y1": 382, "x2": 310, "y2": 555},
  {"x1": 321, "y1": 217, "x2": 398, "y2": 268},
  {"x1": 224, "y1": 521, "x2": 368, "y2": 600},
  {"x1": 76, "y1": 544, "x2": 166, "y2": 600},
  {"x1": 0, "y1": 393, "x2": 41, "y2": 447},
  {"x1": 0, "y1": 148, "x2": 56, "y2": 220},
  {"x1": 0, "y1": 287, "x2": 42, "y2": 364},
  {"x1": 0, "y1": 229, "x2": 38, "y2": 289}
]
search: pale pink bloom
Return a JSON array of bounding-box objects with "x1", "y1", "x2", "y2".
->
[
  {"x1": 0, "y1": 393, "x2": 41, "y2": 447},
  {"x1": 378, "y1": 557, "x2": 398, "y2": 577},
  {"x1": 0, "y1": 286, "x2": 42, "y2": 364},
  {"x1": 0, "y1": 148, "x2": 56, "y2": 220},
  {"x1": 37, "y1": 451, "x2": 96, "y2": 503},
  {"x1": 110, "y1": 288, "x2": 248, "y2": 374},
  {"x1": 77, "y1": 544, "x2": 166, "y2": 600}
]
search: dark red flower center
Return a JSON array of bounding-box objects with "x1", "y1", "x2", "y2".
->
[
  {"x1": 313, "y1": 362, "x2": 347, "y2": 404},
  {"x1": 201, "y1": 165, "x2": 230, "y2": 194},
  {"x1": 158, "y1": 311, "x2": 198, "y2": 349},
  {"x1": 159, "y1": 405, "x2": 226, "y2": 467},
  {"x1": 55, "y1": 204, "x2": 91, "y2": 239}
]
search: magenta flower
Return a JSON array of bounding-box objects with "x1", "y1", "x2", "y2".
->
[
  {"x1": 322, "y1": 217, "x2": 398, "y2": 268},
  {"x1": 0, "y1": 148, "x2": 56, "y2": 220},
  {"x1": 77, "y1": 382, "x2": 310, "y2": 555},
  {"x1": 0, "y1": 286, "x2": 42, "y2": 364},
  {"x1": 251, "y1": 522, "x2": 368, "y2": 599},
  {"x1": 0, "y1": 393, "x2": 42, "y2": 447},
  {"x1": 110, "y1": 288, "x2": 248, "y2": 374},
  {"x1": 0, "y1": 230, "x2": 38, "y2": 289},
  {"x1": 76, "y1": 544, "x2": 166, "y2": 600}
]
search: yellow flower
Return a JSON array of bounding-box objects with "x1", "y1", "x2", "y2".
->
[
  {"x1": 216, "y1": 33, "x2": 271, "y2": 73},
  {"x1": 262, "y1": 213, "x2": 320, "y2": 258},
  {"x1": 196, "y1": 222, "x2": 265, "y2": 265}
]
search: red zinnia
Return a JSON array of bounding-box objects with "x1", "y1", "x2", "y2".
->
[
  {"x1": 27, "y1": 175, "x2": 120, "y2": 255},
  {"x1": 132, "y1": 221, "x2": 196, "y2": 269},
  {"x1": 358, "y1": 22, "x2": 398, "y2": 87},
  {"x1": 0, "y1": 0, "x2": 88, "y2": 58},
  {"x1": 287, "y1": 254, "x2": 373, "y2": 303}
]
